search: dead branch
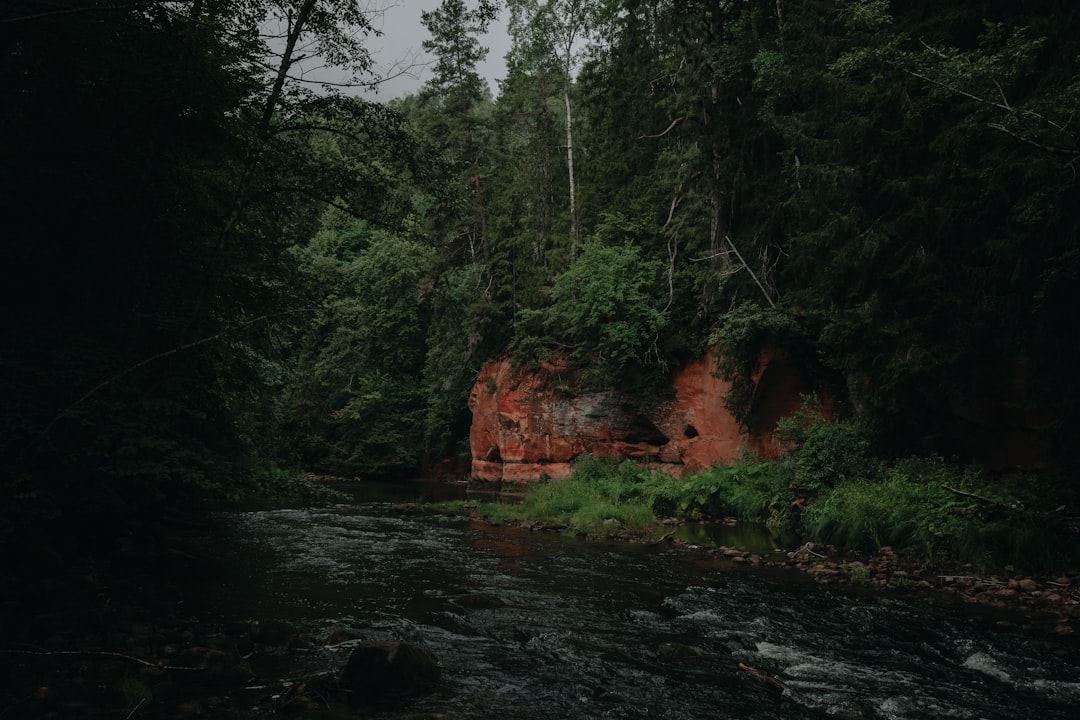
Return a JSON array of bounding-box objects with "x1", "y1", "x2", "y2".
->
[
  {"x1": 1, "y1": 648, "x2": 200, "y2": 672},
  {"x1": 44, "y1": 308, "x2": 316, "y2": 434},
  {"x1": 651, "y1": 528, "x2": 680, "y2": 546},
  {"x1": 724, "y1": 235, "x2": 776, "y2": 307},
  {"x1": 738, "y1": 663, "x2": 789, "y2": 694},
  {"x1": 639, "y1": 116, "x2": 685, "y2": 139},
  {"x1": 939, "y1": 484, "x2": 1016, "y2": 511},
  {"x1": 940, "y1": 485, "x2": 1078, "y2": 533},
  {"x1": 987, "y1": 122, "x2": 1078, "y2": 157}
]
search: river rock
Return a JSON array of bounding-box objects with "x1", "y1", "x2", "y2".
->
[
  {"x1": 324, "y1": 626, "x2": 367, "y2": 646},
  {"x1": 248, "y1": 618, "x2": 298, "y2": 646},
  {"x1": 339, "y1": 641, "x2": 441, "y2": 702},
  {"x1": 657, "y1": 641, "x2": 704, "y2": 658}
]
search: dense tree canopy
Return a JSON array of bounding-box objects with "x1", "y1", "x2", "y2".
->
[
  {"x1": 3, "y1": 0, "x2": 1078, "y2": 549},
  {"x1": 0, "y1": 1, "x2": 426, "y2": 542}
]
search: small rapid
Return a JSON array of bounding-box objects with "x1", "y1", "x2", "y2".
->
[{"x1": 176, "y1": 483, "x2": 1079, "y2": 719}]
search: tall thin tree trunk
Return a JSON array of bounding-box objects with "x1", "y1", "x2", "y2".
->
[{"x1": 564, "y1": 81, "x2": 579, "y2": 257}]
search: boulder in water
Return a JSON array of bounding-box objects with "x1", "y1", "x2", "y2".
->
[
  {"x1": 247, "y1": 618, "x2": 298, "y2": 646},
  {"x1": 339, "y1": 641, "x2": 441, "y2": 702}
]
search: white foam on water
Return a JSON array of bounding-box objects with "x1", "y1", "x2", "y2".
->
[{"x1": 961, "y1": 650, "x2": 1012, "y2": 683}]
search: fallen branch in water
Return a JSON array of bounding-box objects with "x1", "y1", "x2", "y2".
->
[
  {"x1": 738, "y1": 663, "x2": 790, "y2": 694},
  {"x1": 651, "y1": 528, "x2": 679, "y2": 546},
  {"x1": 795, "y1": 542, "x2": 825, "y2": 558}
]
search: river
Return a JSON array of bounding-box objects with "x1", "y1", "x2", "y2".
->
[{"x1": 175, "y1": 481, "x2": 1080, "y2": 719}]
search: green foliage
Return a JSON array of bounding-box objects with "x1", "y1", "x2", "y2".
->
[
  {"x1": 422, "y1": 262, "x2": 495, "y2": 460},
  {"x1": 485, "y1": 457, "x2": 661, "y2": 532},
  {"x1": 275, "y1": 221, "x2": 435, "y2": 476},
  {"x1": 481, "y1": 453, "x2": 1074, "y2": 573},
  {"x1": 668, "y1": 460, "x2": 795, "y2": 529},
  {"x1": 709, "y1": 303, "x2": 809, "y2": 425},
  {"x1": 546, "y1": 238, "x2": 667, "y2": 385},
  {"x1": 773, "y1": 394, "x2": 829, "y2": 453},
  {"x1": 802, "y1": 458, "x2": 1077, "y2": 572},
  {"x1": 485, "y1": 455, "x2": 795, "y2": 533},
  {"x1": 792, "y1": 419, "x2": 877, "y2": 491}
]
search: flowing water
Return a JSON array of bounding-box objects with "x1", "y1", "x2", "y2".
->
[{"x1": 178, "y1": 482, "x2": 1080, "y2": 719}]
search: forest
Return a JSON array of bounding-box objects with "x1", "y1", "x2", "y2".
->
[{"x1": 2, "y1": 0, "x2": 1079, "y2": 556}]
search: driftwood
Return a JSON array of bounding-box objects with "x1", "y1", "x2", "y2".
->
[
  {"x1": 940, "y1": 484, "x2": 1079, "y2": 533},
  {"x1": 738, "y1": 662, "x2": 790, "y2": 694},
  {"x1": 1, "y1": 648, "x2": 200, "y2": 671},
  {"x1": 940, "y1": 484, "x2": 1016, "y2": 510},
  {"x1": 650, "y1": 528, "x2": 680, "y2": 546}
]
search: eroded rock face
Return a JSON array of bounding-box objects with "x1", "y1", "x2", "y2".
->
[{"x1": 468, "y1": 348, "x2": 811, "y2": 485}]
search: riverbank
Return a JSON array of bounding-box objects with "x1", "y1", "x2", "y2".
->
[
  {"x1": 443, "y1": 453, "x2": 1080, "y2": 637},
  {"x1": 452, "y1": 508, "x2": 1080, "y2": 640}
]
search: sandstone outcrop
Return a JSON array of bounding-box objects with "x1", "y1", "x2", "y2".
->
[{"x1": 468, "y1": 348, "x2": 814, "y2": 485}]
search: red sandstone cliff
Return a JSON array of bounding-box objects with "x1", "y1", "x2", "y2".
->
[
  {"x1": 468, "y1": 348, "x2": 812, "y2": 485},
  {"x1": 467, "y1": 350, "x2": 1061, "y2": 485}
]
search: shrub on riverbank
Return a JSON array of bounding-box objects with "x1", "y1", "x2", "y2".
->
[
  {"x1": 802, "y1": 458, "x2": 1077, "y2": 573},
  {"x1": 483, "y1": 458, "x2": 658, "y2": 531},
  {"x1": 482, "y1": 456, "x2": 795, "y2": 533},
  {"x1": 479, "y1": 455, "x2": 1078, "y2": 573}
]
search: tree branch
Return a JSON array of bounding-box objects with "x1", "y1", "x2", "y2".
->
[
  {"x1": 639, "y1": 116, "x2": 685, "y2": 140},
  {"x1": 987, "y1": 122, "x2": 1079, "y2": 158},
  {"x1": 45, "y1": 309, "x2": 316, "y2": 433},
  {"x1": 0, "y1": 1, "x2": 186, "y2": 23}
]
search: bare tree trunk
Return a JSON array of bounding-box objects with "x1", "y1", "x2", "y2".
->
[
  {"x1": 706, "y1": 2, "x2": 728, "y2": 271},
  {"x1": 563, "y1": 80, "x2": 579, "y2": 257}
]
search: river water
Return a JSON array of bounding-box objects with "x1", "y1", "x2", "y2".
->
[{"x1": 178, "y1": 482, "x2": 1080, "y2": 719}]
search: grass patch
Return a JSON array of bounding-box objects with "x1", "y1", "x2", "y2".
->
[
  {"x1": 479, "y1": 455, "x2": 796, "y2": 535},
  {"x1": 467, "y1": 453, "x2": 1076, "y2": 574},
  {"x1": 801, "y1": 457, "x2": 1077, "y2": 573},
  {"x1": 481, "y1": 458, "x2": 659, "y2": 532}
]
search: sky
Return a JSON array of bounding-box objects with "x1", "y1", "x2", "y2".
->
[{"x1": 358, "y1": 0, "x2": 511, "y2": 99}]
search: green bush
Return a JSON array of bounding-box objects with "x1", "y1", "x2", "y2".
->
[
  {"x1": 478, "y1": 453, "x2": 1075, "y2": 574},
  {"x1": 668, "y1": 460, "x2": 795, "y2": 527},
  {"x1": 801, "y1": 458, "x2": 1074, "y2": 572},
  {"x1": 483, "y1": 455, "x2": 797, "y2": 534},
  {"x1": 484, "y1": 457, "x2": 661, "y2": 532},
  {"x1": 546, "y1": 239, "x2": 667, "y2": 386},
  {"x1": 793, "y1": 418, "x2": 877, "y2": 490}
]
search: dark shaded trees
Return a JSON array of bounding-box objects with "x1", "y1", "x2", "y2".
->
[
  {"x1": 0, "y1": 1, "x2": 409, "y2": 543},
  {"x1": 483, "y1": 0, "x2": 1080, "y2": 469}
]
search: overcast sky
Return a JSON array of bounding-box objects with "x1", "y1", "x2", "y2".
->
[{"x1": 358, "y1": 0, "x2": 511, "y2": 99}]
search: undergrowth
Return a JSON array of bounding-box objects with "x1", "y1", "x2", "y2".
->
[
  {"x1": 474, "y1": 452, "x2": 1077, "y2": 574},
  {"x1": 801, "y1": 457, "x2": 1076, "y2": 573},
  {"x1": 480, "y1": 455, "x2": 796, "y2": 534}
]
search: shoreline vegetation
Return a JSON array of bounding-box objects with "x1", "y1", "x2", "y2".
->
[{"x1": 421, "y1": 454, "x2": 1080, "y2": 637}]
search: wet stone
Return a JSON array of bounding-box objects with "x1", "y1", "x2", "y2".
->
[{"x1": 339, "y1": 641, "x2": 441, "y2": 702}]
